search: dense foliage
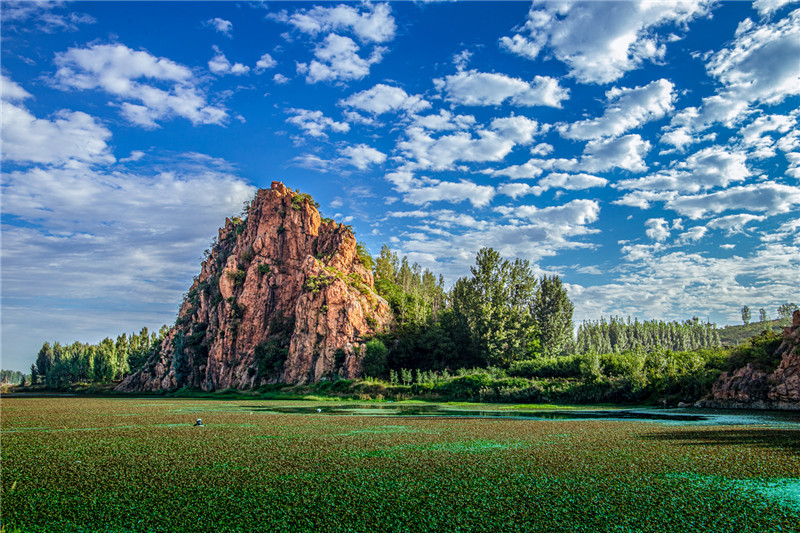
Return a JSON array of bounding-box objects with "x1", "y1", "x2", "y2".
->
[{"x1": 371, "y1": 246, "x2": 574, "y2": 375}]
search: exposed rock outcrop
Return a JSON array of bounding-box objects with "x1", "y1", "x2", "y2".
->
[
  {"x1": 117, "y1": 182, "x2": 393, "y2": 391},
  {"x1": 700, "y1": 310, "x2": 800, "y2": 410}
]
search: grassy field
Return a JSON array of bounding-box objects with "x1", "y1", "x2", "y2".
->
[{"x1": 2, "y1": 397, "x2": 799, "y2": 532}]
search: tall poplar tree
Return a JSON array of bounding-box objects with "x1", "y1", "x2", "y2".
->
[{"x1": 531, "y1": 275, "x2": 575, "y2": 358}]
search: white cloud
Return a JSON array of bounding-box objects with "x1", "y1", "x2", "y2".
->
[
  {"x1": 273, "y1": 73, "x2": 290, "y2": 84},
  {"x1": 678, "y1": 226, "x2": 709, "y2": 243},
  {"x1": 503, "y1": 0, "x2": 712, "y2": 84},
  {"x1": 297, "y1": 34, "x2": 385, "y2": 83},
  {"x1": 761, "y1": 218, "x2": 800, "y2": 244},
  {"x1": 1, "y1": 79, "x2": 114, "y2": 165},
  {"x1": 499, "y1": 34, "x2": 542, "y2": 60},
  {"x1": 645, "y1": 218, "x2": 671, "y2": 242},
  {"x1": 538, "y1": 172, "x2": 609, "y2": 191},
  {"x1": 403, "y1": 180, "x2": 496, "y2": 208},
  {"x1": 1, "y1": 74, "x2": 32, "y2": 101},
  {"x1": 398, "y1": 116, "x2": 542, "y2": 171},
  {"x1": 435, "y1": 70, "x2": 569, "y2": 108},
  {"x1": 410, "y1": 110, "x2": 476, "y2": 131},
  {"x1": 54, "y1": 43, "x2": 227, "y2": 127},
  {"x1": 558, "y1": 79, "x2": 675, "y2": 140},
  {"x1": 707, "y1": 10, "x2": 800, "y2": 105},
  {"x1": 284, "y1": 3, "x2": 396, "y2": 43},
  {"x1": 738, "y1": 113, "x2": 796, "y2": 158},
  {"x1": 205, "y1": 17, "x2": 232, "y2": 36},
  {"x1": 255, "y1": 53, "x2": 278, "y2": 72},
  {"x1": 663, "y1": 10, "x2": 800, "y2": 148},
  {"x1": 498, "y1": 199, "x2": 600, "y2": 227},
  {"x1": 705, "y1": 214, "x2": 767, "y2": 234},
  {"x1": 667, "y1": 183, "x2": 800, "y2": 219},
  {"x1": 580, "y1": 134, "x2": 651, "y2": 173},
  {"x1": 339, "y1": 144, "x2": 386, "y2": 169},
  {"x1": 340, "y1": 84, "x2": 430, "y2": 115},
  {"x1": 570, "y1": 243, "x2": 799, "y2": 328},
  {"x1": 530, "y1": 143, "x2": 553, "y2": 156},
  {"x1": 286, "y1": 108, "x2": 350, "y2": 138},
  {"x1": 488, "y1": 160, "x2": 545, "y2": 180},
  {"x1": 617, "y1": 146, "x2": 750, "y2": 193},
  {"x1": 208, "y1": 46, "x2": 250, "y2": 76},
  {"x1": 754, "y1": 0, "x2": 798, "y2": 16}
]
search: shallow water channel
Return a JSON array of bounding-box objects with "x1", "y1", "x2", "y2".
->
[{"x1": 250, "y1": 403, "x2": 800, "y2": 426}]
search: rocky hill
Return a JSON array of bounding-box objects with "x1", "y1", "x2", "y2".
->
[
  {"x1": 117, "y1": 182, "x2": 393, "y2": 391},
  {"x1": 702, "y1": 310, "x2": 800, "y2": 410}
]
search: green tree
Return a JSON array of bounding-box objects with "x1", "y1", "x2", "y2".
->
[
  {"x1": 532, "y1": 275, "x2": 575, "y2": 358},
  {"x1": 777, "y1": 303, "x2": 798, "y2": 325},
  {"x1": 741, "y1": 305, "x2": 751, "y2": 325},
  {"x1": 451, "y1": 248, "x2": 538, "y2": 367},
  {"x1": 759, "y1": 308, "x2": 767, "y2": 323}
]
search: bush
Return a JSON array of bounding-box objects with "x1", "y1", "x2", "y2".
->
[
  {"x1": 509, "y1": 356, "x2": 582, "y2": 379},
  {"x1": 362, "y1": 339, "x2": 389, "y2": 378}
]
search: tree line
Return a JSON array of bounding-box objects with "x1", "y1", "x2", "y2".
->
[
  {"x1": 29, "y1": 327, "x2": 167, "y2": 387},
  {"x1": 574, "y1": 316, "x2": 721, "y2": 355}
]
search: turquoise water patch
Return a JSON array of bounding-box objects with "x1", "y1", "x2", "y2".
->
[{"x1": 669, "y1": 473, "x2": 800, "y2": 512}]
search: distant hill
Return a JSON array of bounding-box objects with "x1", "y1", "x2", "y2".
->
[{"x1": 717, "y1": 319, "x2": 788, "y2": 346}]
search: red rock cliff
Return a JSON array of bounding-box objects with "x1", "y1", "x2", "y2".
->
[
  {"x1": 117, "y1": 182, "x2": 393, "y2": 391},
  {"x1": 704, "y1": 310, "x2": 800, "y2": 410}
]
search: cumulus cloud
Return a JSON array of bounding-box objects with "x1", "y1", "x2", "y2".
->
[
  {"x1": 340, "y1": 84, "x2": 430, "y2": 115},
  {"x1": 286, "y1": 108, "x2": 350, "y2": 138},
  {"x1": 580, "y1": 134, "x2": 651, "y2": 173},
  {"x1": 538, "y1": 172, "x2": 609, "y2": 192},
  {"x1": 667, "y1": 183, "x2": 800, "y2": 219},
  {"x1": 558, "y1": 79, "x2": 675, "y2": 140},
  {"x1": 339, "y1": 144, "x2": 386, "y2": 169},
  {"x1": 297, "y1": 34, "x2": 385, "y2": 83},
  {"x1": 645, "y1": 218, "x2": 671, "y2": 242},
  {"x1": 205, "y1": 17, "x2": 232, "y2": 36},
  {"x1": 1, "y1": 76, "x2": 114, "y2": 166},
  {"x1": 502, "y1": 0, "x2": 712, "y2": 84},
  {"x1": 278, "y1": 4, "x2": 394, "y2": 84},
  {"x1": 402, "y1": 180, "x2": 496, "y2": 208},
  {"x1": 255, "y1": 53, "x2": 278, "y2": 72},
  {"x1": 737, "y1": 113, "x2": 796, "y2": 158},
  {"x1": 434, "y1": 70, "x2": 569, "y2": 108},
  {"x1": 54, "y1": 43, "x2": 227, "y2": 128},
  {"x1": 498, "y1": 199, "x2": 600, "y2": 227},
  {"x1": 617, "y1": 146, "x2": 750, "y2": 193},
  {"x1": 398, "y1": 116, "x2": 543, "y2": 171},
  {"x1": 410, "y1": 110, "x2": 476, "y2": 131},
  {"x1": 705, "y1": 214, "x2": 767, "y2": 234},
  {"x1": 282, "y1": 3, "x2": 396, "y2": 43},
  {"x1": 208, "y1": 46, "x2": 250, "y2": 75}
]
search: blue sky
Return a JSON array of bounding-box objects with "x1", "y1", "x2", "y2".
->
[{"x1": 2, "y1": 1, "x2": 799, "y2": 371}]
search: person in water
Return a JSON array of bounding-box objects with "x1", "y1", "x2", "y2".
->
[{"x1": 193, "y1": 419, "x2": 203, "y2": 427}]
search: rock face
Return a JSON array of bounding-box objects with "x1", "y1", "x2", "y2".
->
[
  {"x1": 703, "y1": 310, "x2": 800, "y2": 410},
  {"x1": 117, "y1": 182, "x2": 393, "y2": 391}
]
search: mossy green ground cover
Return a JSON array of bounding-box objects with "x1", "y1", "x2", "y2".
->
[{"x1": 2, "y1": 397, "x2": 799, "y2": 532}]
